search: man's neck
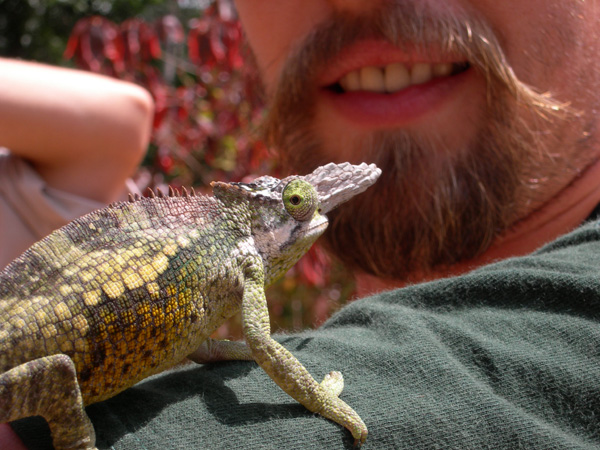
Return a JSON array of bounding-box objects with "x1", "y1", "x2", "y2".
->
[{"x1": 356, "y1": 157, "x2": 600, "y2": 296}]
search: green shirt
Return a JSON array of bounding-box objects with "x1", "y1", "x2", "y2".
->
[{"x1": 14, "y1": 219, "x2": 600, "y2": 449}]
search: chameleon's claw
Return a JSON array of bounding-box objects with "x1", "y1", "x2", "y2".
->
[
  {"x1": 349, "y1": 415, "x2": 368, "y2": 447},
  {"x1": 354, "y1": 433, "x2": 368, "y2": 448}
]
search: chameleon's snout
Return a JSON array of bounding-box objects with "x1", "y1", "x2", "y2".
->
[{"x1": 304, "y1": 162, "x2": 382, "y2": 215}]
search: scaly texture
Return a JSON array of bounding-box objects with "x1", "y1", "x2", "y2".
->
[{"x1": 0, "y1": 162, "x2": 380, "y2": 449}]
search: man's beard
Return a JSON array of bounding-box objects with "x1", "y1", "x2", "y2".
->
[{"x1": 261, "y1": 2, "x2": 566, "y2": 280}]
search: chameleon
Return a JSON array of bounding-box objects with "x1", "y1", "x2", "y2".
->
[{"x1": 0, "y1": 162, "x2": 381, "y2": 449}]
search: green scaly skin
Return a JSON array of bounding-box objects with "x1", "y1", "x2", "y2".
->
[{"x1": 0, "y1": 162, "x2": 381, "y2": 449}]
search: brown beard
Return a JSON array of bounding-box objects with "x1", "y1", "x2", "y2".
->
[{"x1": 261, "y1": 2, "x2": 566, "y2": 280}]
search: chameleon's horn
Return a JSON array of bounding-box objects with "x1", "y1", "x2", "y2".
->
[{"x1": 303, "y1": 162, "x2": 381, "y2": 214}]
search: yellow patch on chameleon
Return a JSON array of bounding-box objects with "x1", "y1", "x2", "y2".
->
[
  {"x1": 123, "y1": 271, "x2": 144, "y2": 290},
  {"x1": 54, "y1": 302, "x2": 72, "y2": 321},
  {"x1": 152, "y1": 253, "x2": 169, "y2": 274},
  {"x1": 162, "y1": 242, "x2": 178, "y2": 256},
  {"x1": 83, "y1": 290, "x2": 102, "y2": 307},
  {"x1": 41, "y1": 323, "x2": 57, "y2": 339},
  {"x1": 59, "y1": 285, "x2": 74, "y2": 296},
  {"x1": 34, "y1": 309, "x2": 47, "y2": 323},
  {"x1": 139, "y1": 264, "x2": 159, "y2": 283},
  {"x1": 102, "y1": 281, "x2": 125, "y2": 299},
  {"x1": 72, "y1": 314, "x2": 90, "y2": 336},
  {"x1": 146, "y1": 282, "x2": 160, "y2": 297}
]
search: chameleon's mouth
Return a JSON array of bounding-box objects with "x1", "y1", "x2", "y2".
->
[
  {"x1": 308, "y1": 216, "x2": 329, "y2": 234},
  {"x1": 314, "y1": 221, "x2": 328, "y2": 231}
]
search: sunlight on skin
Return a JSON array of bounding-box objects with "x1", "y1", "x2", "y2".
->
[{"x1": 0, "y1": 424, "x2": 26, "y2": 450}]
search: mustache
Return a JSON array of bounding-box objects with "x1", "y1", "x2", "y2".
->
[{"x1": 264, "y1": 1, "x2": 566, "y2": 148}]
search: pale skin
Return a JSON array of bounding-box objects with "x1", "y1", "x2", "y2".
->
[
  {"x1": 0, "y1": 58, "x2": 154, "y2": 448},
  {"x1": 0, "y1": 58, "x2": 154, "y2": 203},
  {"x1": 233, "y1": 0, "x2": 600, "y2": 292}
]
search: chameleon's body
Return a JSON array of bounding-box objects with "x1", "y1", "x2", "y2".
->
[{"x1": 0, "y1": 162, "x2": 380, "y2": 449}]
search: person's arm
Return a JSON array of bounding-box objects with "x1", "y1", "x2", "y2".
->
[
  {"x1": 0, "y1": 58, "x2": 154, "y2": 203},
  {"x1": 0, "y1": 424, "x2": 25, "y2": 450}
]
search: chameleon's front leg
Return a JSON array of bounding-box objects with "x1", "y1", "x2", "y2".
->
[
  {"x1": 0, "y1": 354, "x2": 96, "y2": 450},
  {"x1": 240, "y1": 260, "x2": 368, "y2": 445}
]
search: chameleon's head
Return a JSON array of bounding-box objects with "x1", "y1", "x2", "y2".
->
[{"x1": 212, "y1": 162, "x2": 381, "y2": 284}]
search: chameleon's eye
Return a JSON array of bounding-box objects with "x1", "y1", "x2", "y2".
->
[{"x1": 282, "y1": 179, "x2": 319, "y2": 221}]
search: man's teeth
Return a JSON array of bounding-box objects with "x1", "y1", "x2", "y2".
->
[{"x1": 339, "y1": 62, "x2": 454, "y2": 93}]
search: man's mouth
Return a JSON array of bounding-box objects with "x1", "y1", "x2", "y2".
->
[
  {"x1": 328, "y1": 62, "x2": 470, "y2": 94},
  {"x1": 318, "y1": 60, "x2": 473, "y2": 128},
  {"x1": 310, "y1": 40, "x2": 475, "y2": 128}
]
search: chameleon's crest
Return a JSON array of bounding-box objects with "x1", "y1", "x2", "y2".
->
[
  {"x1": 211, "y1": 175, "x2": 285, "y2": 203},
  {"x1": 125, "y1": 187, "x2": 198, "y2": 206}
]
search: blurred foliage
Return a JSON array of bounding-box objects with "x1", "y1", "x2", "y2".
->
[
  {"x1": 0, "y1": 0, "x2": 357, "y2": 337},
  {"x1": 61, "y1": 2, "x2": 269, "y2": 190},
  {"x1": 0, "y1": 0, "x2": 179, "y2": 63}
]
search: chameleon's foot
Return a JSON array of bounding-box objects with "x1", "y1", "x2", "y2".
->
[
  {"x1": 320, "y1": 371, "x2": 345, "y2": 398},
  {"x1": 351, "y1": 423, "x2": 369, "y2": 447},
  {"x1": 328, "y1": 392, "x2": 369, "y2": 447},
  {"x1": 318, "y1": 371, "x2": 367, "y2": 445},
  {"x1": 0, "y1": 354, "x2": 96, "y2": 450},
  {"x1": 321, "y1": 370, "x2": 368, "y2": 447}
]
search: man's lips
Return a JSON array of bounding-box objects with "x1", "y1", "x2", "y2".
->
[
  {"x1": 332, "y1": 61, "x2": 469, "y2": 94},
  {"x1": 316, "y1": 40, "x2": 472, "y2": 127},
  {"x1": 318, "y1": 39, "x2": 469, "y2": 87},
  {"x1": 320, "y1": 69, "x2": 472, "y2": 127}
]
